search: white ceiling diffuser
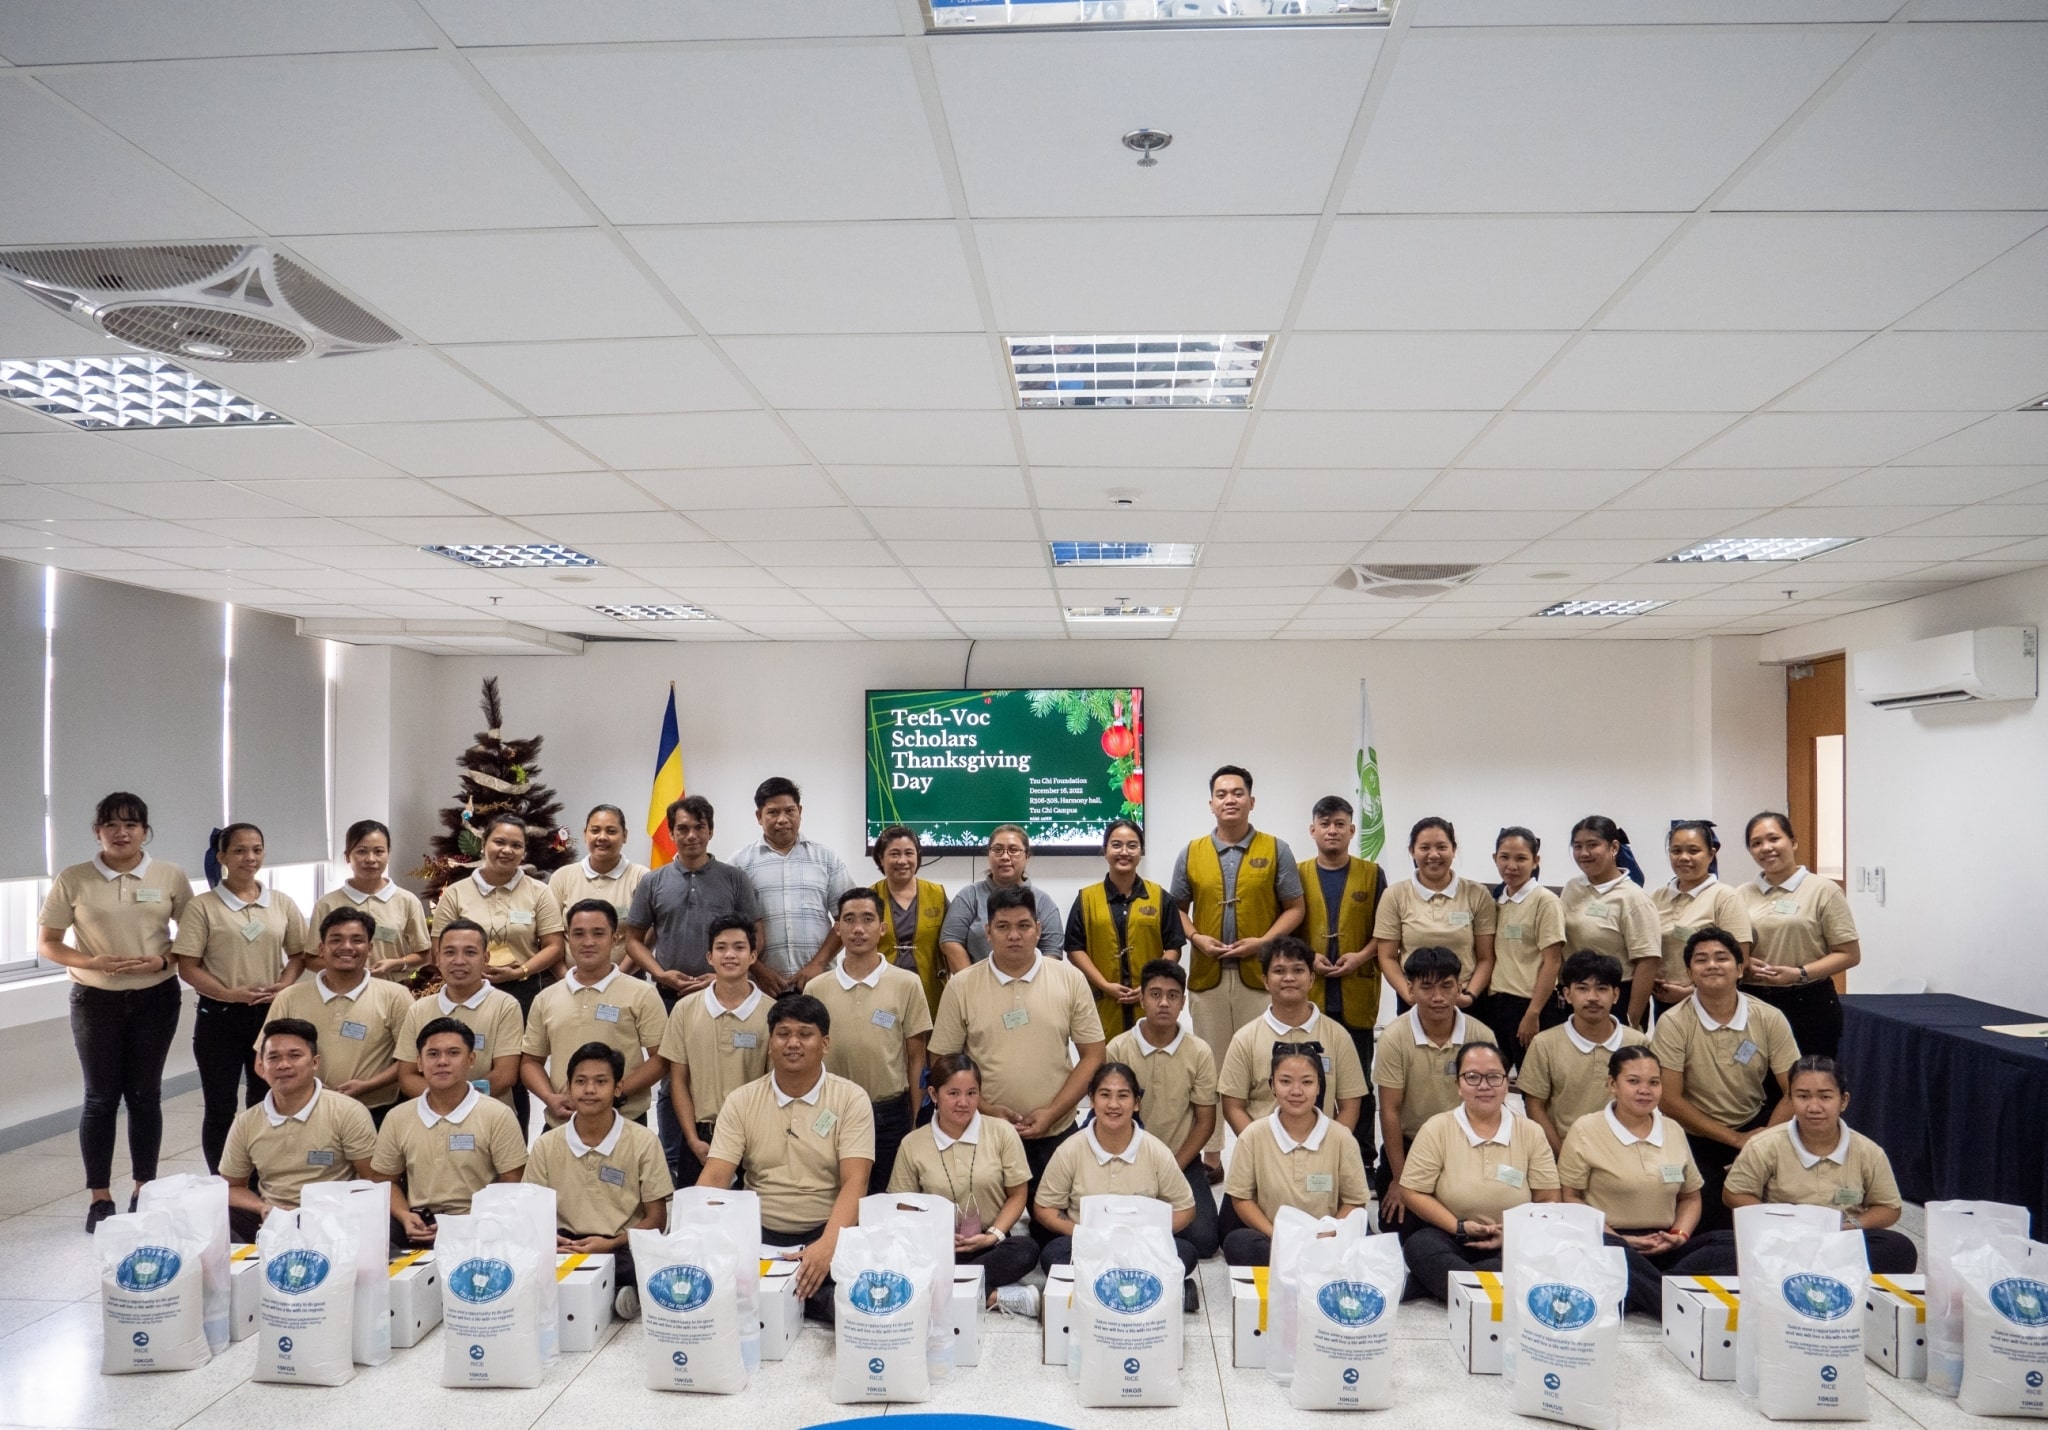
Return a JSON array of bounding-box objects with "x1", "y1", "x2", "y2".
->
[{"x1": 1331, "y1": 562, "x2": 1483, "y2": 600}]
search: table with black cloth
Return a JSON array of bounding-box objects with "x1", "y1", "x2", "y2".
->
[{"x1": 1838, "y1": 993, "x2": 2048, "y2": 1232}]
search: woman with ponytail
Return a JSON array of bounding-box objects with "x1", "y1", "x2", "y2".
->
[{"x1": 1561, "y1": 817, "x2": 1661, "y2": 1029}]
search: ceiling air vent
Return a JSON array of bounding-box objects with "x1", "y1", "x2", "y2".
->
[
  {"x1": 1332, "y1": 562, "x2": 1482, "y2": 600},
  {"x1": 0, "y1": 243, "x2": 402, "y2": 363}
]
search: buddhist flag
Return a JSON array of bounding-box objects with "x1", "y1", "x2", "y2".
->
[
  {"x1": 646, "y1": 682, "x2": 684, "y2": 868},
  {"x1": 1355, "y1": 678, "x2": 1384, "y2": 861}
]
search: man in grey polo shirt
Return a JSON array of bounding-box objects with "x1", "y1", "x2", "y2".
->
[
  {"x1": 732, "y1": 776, "x2": 855, "y2": 996},
  {"x1": 624, "y1": 794, "x2": 762, "y2": 1009}
]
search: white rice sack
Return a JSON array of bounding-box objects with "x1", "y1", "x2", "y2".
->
[
  {"x1": 1072, "y1": 1218, "x2": 1184, "y2": 1408},
  {"x1": 666, "y1": 1188, "x2": 761, "y2": 1371},
  {"x1": 831, "y1": 1221, "x2": 939, "y2": 1404},
  {"x1": 437, "y1": 1211, "x2": 547, "y2": 1389},
  {"x1": 1735, "y1": 1203, "x2": 1841, "y2": 1398},
  {"x1": 1288, "y1": 1229, "x2": 1404, "y2": 1411},
  {"x1": 136, "y1": 1173, "x2": 230, "y2": 1355},
  {"x1": 631, "y1": 1226, "x2": 749, "y2": 1394},
  {"x1": 97, "y1": 1208, "x2": 213, "y2": 1374},
  {"x1": 860, "y1": 1191, "x2": 956, "y2": 1379},
  {"x1": 472, "y1": 1182, "x2": 560, "y2": 1365},
  {"x1": 1501, "y1": 1201, "x2": 1606, "y2": 1381},
  {"x1": 252, "y1": 1207, "x2": 356, "y2": 1386},
  {"x1": 1954, "y1": 1235, "x2": 2048, "y2": 1418},
  {"x1": 1265, "y1": 1204, "x2": 1360, "y2": 1387},
  {"x1": 1508, "y1": 1234, "x2": 1628, "y2": 1430},
  {"x1": 298, "y1": 1180, "x2": 392, "y2": 1366},
  {"x1": 1927, "y1": 1199, "x2": 2032, "y2": 1398},
  {"x1": 1738, "y1": 1206, "x2": 1871, "y2": 1421}
]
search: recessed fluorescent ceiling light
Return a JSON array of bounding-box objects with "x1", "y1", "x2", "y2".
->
[
  {"x1": 1007, "y1": 335, "x2": 1267, "y2": 408},
  {"x1": 1065, "y1": 604, "x2": 1180, "y2": 621},
  {"x1": 0, "y1": 354, "x2": 286, "y2": 430},
  {"x1": 1536, "y1": 599, "x2": 1670, "y2": 618},
  {"x1": 1660, "y1": 536, "x2": 1858, "y2": 563},
  {"x1": 595, "y1": 603, "x2": 710, "y2": 621},
  {"x1": 927, "y1": 0, "x2": 1388, "y2": 30},
  {"x1": 1050, "y1": 541, "x2": 1200, "y2": 567},
  {"x1": 423, "y1": 543, "x2": 600, "y2": 570}
]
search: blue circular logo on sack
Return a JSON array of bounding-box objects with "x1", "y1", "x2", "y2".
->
[
  {"x1": 2027, "y1": 1370, "x2": 2043, "y2": 1389},
  {"x1": 672, "y1": 1351, "x2": 687, "y2": 1368},
  {"x1": 1544, "y1": 1373, "x2": 1562, "y2": 1391},
  {"x1": 1990, "y1": 1278, "x2": 2048, "y2": 1327},
  {"x1": 1343, "y1": 1368, "x2": 1359, "y2": 1386},
  {"x1": 868, "y1": 1357, "x2": 886, "y2": 1375},
  {"x1": 1821, "y1": 1365, "x2": 1837, "y2": 1383},
  {"x1": 450, "y1": 1258, "x2": 516, "y2": 1305},
  {"x1": 848, "y1": 1270, "x2": 915, "y2": 1317},
  {"x1": 278, "y1": 1336, "x2": 293, "y2": 1354},
  {"x1": 1782, "y1": 1274, "x2": 1856, "y2": 1321},
  {"x1": 646, "y1": 1263, "x2": 713, "y2": 1314},
  {"x1": 265, "y1": 1249, "x2": 332, "y2": 1296},
  {"x1": 132, "y1": 1332, "x2": 148, "y2": 1348},
  {"x1": 1526, "y1": 1283, "x2": 1599, "y2": 1331},
  {"x1": 1123, "y1": 1357, "x2": 1141, "y2": 1375},
  {"x1": 1317, "y1": 1280, "x2": 1387, "y2": 1327},
  {"x1": 469, "y1": 1344, "x2": 485, "y2": 1361},
  {"x1": 115, "y1": 1246, "x2": 181, "y2": 1293},
  {"x1": 1093, "y1": 1268, "x2": 1165, "y2": 1316}
]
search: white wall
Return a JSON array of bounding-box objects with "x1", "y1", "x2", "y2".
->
[{"x1": 1764, "y1": 567, "x2": 2048, "y2": 1016}]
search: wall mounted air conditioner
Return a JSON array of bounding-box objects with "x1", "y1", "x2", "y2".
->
[{"x1": 1852, "y1": 626, "x2": 2037, "y2": 710}]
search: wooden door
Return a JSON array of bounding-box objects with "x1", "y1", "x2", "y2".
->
[{"x1": 1785, "y1": 653, "x2": 1848, "y2": 987}]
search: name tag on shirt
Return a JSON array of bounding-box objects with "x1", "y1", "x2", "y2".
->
[
  {"x1": 1584, "y1": 901, "x2": 1613, "y2": 920},
  {"x1": 593, "y1": 1004, "x2": 621, "y2": 1024},
  {"x1": 1002, "y1": 1008, "x2": 1031, "y2": 1031},
  {"x1": 1503, "y1": 924, "x2": 1525, "y2": 941},
  {"x1": 1772, "y1": 899, "x2": 1799, "y2": 916},
  {"x1": 1661, "y1": 1164, "x2": 1687, "y2": 1184},
  {"x1": 373, "y1": 925, "x2": 400, "y2": 943},
  {"x1": 1832, "y1": 1185, "x2": 1862, "y2": 1207},
  {"x1": 472, "y1": 1032, "x2": 488, "y2": 1050},
  {"x1": 598, "y1": 1165, "x2": 626, "y2": 1187},
  {"x1": 732, "y1": 1032, "x2": 759, "y2": 1050},
  {"x1": 871, "y1": 1008, "x2": 896, "y2": 1030},
  {"x1": 306, "y1": 1149, "x2": 336, "y2": 1167},
  {"x1": 1495, "y1": 1165, "x2": 1526, "y2": 1189},
  {"x1": 448, "y1": 1133, "x2": 476, "y2": 1152},
  {"x1": 1305, "y1": 1173, "x2": 1334, "y2": 1193},
  {"x1": 339, "y1": 1021, "x2": 367, "y2": 1041},
  {"x1": 508, "y1": 910, "x2": 536, "y2": 927},
  {"x1": 1733, "y1": 1039, "x2": 1759, "y2": 1066},
  {"x1": 136, "y1": 888, "x2": 163, "y2": 904},
  {"x1": 811, "y1": 1108, "x2": 838, "y2": 1137},
  {"x1": 240, "y1": 919, "x2": 265, "y2": 942},
  {"x1": 1447, "y1": 911, "x2": 1473, "y2": 928}
]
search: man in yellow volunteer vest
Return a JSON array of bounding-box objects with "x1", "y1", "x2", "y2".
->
[
  {"x1": 1170, "y1": 765, "x2": 1305, "y2": 1180},
  {"x1": 1064, "y1": 818, "x2": 1187, "y2": 1037},
  {"x1": 1301, "y1": 794, "x2": 1387, "y2": 1136}
]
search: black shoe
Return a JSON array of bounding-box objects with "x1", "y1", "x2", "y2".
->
[
  {"x1": 1183, "y1": 1278, "x2": 1199, "y2": 1313},
  {"x1": 127, "y1": 1190, "x2": 139, "y2": 1213},
  {"x1": 85, "y1": 1198, "x2": 116, "y2": 1235}
]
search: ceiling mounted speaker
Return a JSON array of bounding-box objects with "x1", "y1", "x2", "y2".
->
[
  {"x1": 1332, "y1": 561, "x2": 1482, "y2": 597},
  {"x1": 0, "y1": 243, "x2": 402, "y2": 363}
]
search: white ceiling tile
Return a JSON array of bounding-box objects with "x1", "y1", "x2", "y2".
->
[
  {"x1": 1676, "y1": 412, "x2": 1983, "y2": 469},
  {"x1": 1380, "y1": 509, "x2": 1576, "y2": 542},
  {"x1": 173, "y1": 517, "x2": 365, "y2": 547},
  {"x1": 1727, "y1": 26, "x2": 2048, "y2": 211},
  {"x1": 888, "y1": 541, "x2": 1045, "y2": 568},
  {"x1": 1554, "y1": 508, "x2": 1768, "y2": 540},
  {"x1": 1243, "y1": 412, "x2": 1491, "y2": 468},
  {"x1": 1795, "y1": 466, "x2": 2041, "y2": 507},
  {"x1": 1461, "y1": 413, "x2": 1734, "y2": 469},
  {"x1": 1521, "y1": 333, "x2": 1862, "y2": 412},
  {"x1": 332, "y1": 420, "x2": 597, "y2": 478},
  {"x1": 1715, "y1": 506, "x2": 1953, "y2": 538},
  {"x1": 1474, "y1": 564, "x2": 1633, "y2": 585},
  {"x1": 1894, "y1": 506, "x2": 2048, "y2": 538},
  {"x1": 720, "y1": 335, "x2": 1005, "y2": 411},
  {"x1": 1774, "y1": 333, "x2": 2048, "y2": 413},
  {"x1": 1345, "y1": 28, "x2": 1860, "y2": 213},
  {"x1": 1226, "y1": 469, "x2": 1434, "y2": 511},
  {"x1": 1028, "y1": 468, "x2": 1227, "y2": 511},
  {"x1": 629, "y1": 223, "x2": 980, "y2": 336},
  {"x1": 1418, "y1": 0, "x2": 1897, "y2": 22},
  {"x1": 54, "y1": 479, "x2": 305, "y2": 521},
  {"x1": 1603, "y1": 213, "x2": 2046, "y2": 330},
  {"x1": 1984, "y1": 477, "x2": 2048, "y2": 505},
  {"x1": 35, "y1": 516, "x2": 224, "y2": 547},
  {"x1": 44, "y1": 53, "x2": 587, "y2": 233},
  {"x1": 0, "y1": 526, "x2": 92, "y2": 551},
  {"x1": 1899, "y1": 413, "x2": 2048, "y2": 466},
  {"x1": 272, "y1": 545, "x2": 464, "y2": 571},
  {"x1": 548, "y1": 412, "x2": 803, "y2": 469},
  {"x1": 0, "y1": 485, "x2": 134, "y2": 520},
  {"x1": 693, "y1": 507, "x2": 866, "y2": 543},
  {"x1": 419, "y1": 0, "x2": 899, "y2": 43},
  {"x1": 260, "y1": 479, "x2": 474, "y2": 518},
  {"x1": 1020, "y1": 411, "x2": 1247, "y2": 469},
  {"x1": 975, "y1": 218, "x2": 1315, "y2": 331},
  {"x1": 446, "y1": 339, "x2": 755, "y2": 415},
  {"x1": 782, "y1": 568, "x2": 916, "y2": 591},
  {"x1": 492, "y1": 511, "x2": 707, "y2": 546},
  {"x1": 0, "y1": 3, "x2": 428, "y2": 62},
  {"x1": 1198, "y1": 544, "x2": 1358, "y2": 569},
  {"x1": 192, "y1": 349, "x2": 517, "y2": 428},
  {"x1": 1508, "y1": 538, "x2": 1699, "y2": 564},
  {"x1": 934, "y1": 29, "x2": 1380, "y2": 218},
  {"x1": 1610, "y1": 468, "x2": 1860, "y2": 509},
  {"x1": 1417, "y1": 470, "x2": 1643, "y2": 509},
  {"x1": 784, "y1": 411, "x2": 1018, "y2": 467},
  {"x1": 727, "y1": 539, "x2": 894, "y2": 567},
  {"x1": 1807, "y1": 534, "x2": 2025, "y2": 562},
  {"x1": 1263, "y1": 333, "x2": 1568, "y2": 411},
  {"x1": 1900, "y1": 229, "x2": 2048, "y2": 332},
  {"x1": 429, "y1": 472, "x2": 658, "y2": 516},
  {"x1": 867, "y1": 508, "x2": 1034, "y2": 543},
  {"x1": 0, "y1": 432, "x2": 218, "y2": 485},
  {"x1": 0, "y1": 283, "x2": 114, "y2": 366},
  {"x1": 38, "y1": 548, "x2": 186, "y2": 574},
  {"x1": 0, "y1": 82, "x2": 247, "y2": 244},
  {"x1": 918, "y1": 586, "x2": 1052, "y2": 606},
  {"x1": 1039, "y1": 509, "x2": 1213, "y2": 542},
  {"x1": 632, "y1": 467, "x2": 842, "y2": 512},
  {"x1": 1218, "y1": 511, "x2": 1389, "y2": 543},
  {"x1": 475, "y1": 47, "x2": 950, "y2": 224},
  {"x1": 829, "y1": 467, "x2": 1028, "y2": 510}
]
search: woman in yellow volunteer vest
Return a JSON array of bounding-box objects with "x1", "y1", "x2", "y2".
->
[
  {"x1": 872, "y1": 824, "x2": 948, "y2": 1016},
  {"x1": 1064, "y1": 818, "x2": 1186, "y2": 1037}
]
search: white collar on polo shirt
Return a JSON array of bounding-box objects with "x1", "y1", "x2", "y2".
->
[
  {"x1": 471, "y1": 868, "x2": 524, "y2": 896},
  {"x1": 566, "y1": 964, "x2": 620, "y2": 994},
  {"x1": 710, "y1": 986, "x2": 764, "y2": 1020},
  {"x1": 1790, "y1": 1120, "x2": 1852, "y2": 1169},
  {"x1": 1271, "y1": 1111, "x2": 1332, "y2": 1154},
  {"x1": 1589, "y1": 874, "x2": 1628, "y2": 896},
  {"x1": 1692, "y1": 992, "x2": 1751, "y2": 1033},
  {"x1": 835, "y1": 959, "x2": 884, "y2": 991},
  {"x1": 1498, "y1": 882, "x2": 1536, "y2": 905},
  {"x1": 262, "y1": 1081, "x2": 324, "y2": 1127},
  {"x1": 418, "y1": 1086, "x2": 480, "y2": 1128},
  {"x1": 215, "y1": 884, "x2": 271, "y2": 912},
  {"x1": 1454, "y1": 1104, "x2": 1515, "y2": 1147},
  {"x1": 1262, "y1": 1005, "x2": 1320, "y2": 1038},
  {"x1": 1665, "y1": 874, "x2": 1719, "y2": 899},
  {"x1": 1413, "y1": 875, "x2": 1461, "y2": 901},
  {"x1": 1411, "y1": 1010, "x2": 1469, "y2": 1046},
  {"x1": 991, "y1": 953, "x2": 1042, "y2": 986},
  {"x1": 340, "y1": 880, "x2": 396, "y2": 905},
  {"x1": 1564, "y1": 1018, "x2": 1627, "y2": 1055},
  {"x1": 93, "y1": 852, "x2": 153, "y2": 881},
  {"x1": 565, "y1": 1111, "x2": 624, "y2": 1158},
  {"x1": 438, "y1": 985, "x2": 490, "y2": 1013},
  {"x1": 579, "y1": 857, "x2": 622, "y2": 881},
  {"x1": 315, "y1": 972, "x2": 366, "y2": 1003},
  {"x1": 1758, "y1": 867, "x2": 1810, "y2": 894},
  {"x1": 1134, "y1": 1026, "x2": 1185, "y2": 1057},
  {"x1": 772, "y1": 1070, "x2": 826, "y2": 1107},
  {"x1": 1603, "y1": 1104, "x2": 1666, "y2": 1148},
  {"x1": 932, "y1": 1112, "x2": 982, "y2": 1152},
  {"x1": 1084, "y1": 1125, "x2": 1141, "y2": 1165}
]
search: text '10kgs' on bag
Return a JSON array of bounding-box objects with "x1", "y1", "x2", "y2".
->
[
  {"x1": 1736, "y1": 1202, "x2": 1871, "y2": 1421},
  {"x1": 97, "y1": 1207, "x2": 214, "y2": 1374},
  {"x1": 1072, "y1": 1217, "x2": 1184, "y2": 1408},
  {"x1": 1953, "y1": 1235, "x2": 2048, "y2": 1418},
  {"x1": 1926, "y1": 1198, "x2": 2032, "y2": 1398},
  {"x1": 831, "y1": 1221, "x2": 940, "y2": 1404},
  {"x1": 1508, "y1": 1231, "x2": 1628, "y2": 1430},
  {"x1": 630, "y1": 1222, "x2": 751, "y2": 1395},
  {"x1": 436, "y1": 1207, "x2": 549, "y2": 1389},
  {"x1": 1265, "y1": 1203, "x2": 1367, "y2": 1388},
  {"x1": 1288, "y1": 1229, "x2": 1405, "y2": 1411},
  {"x1": 252, "y1": 1206, "x2": 356, "y2": 1387}
]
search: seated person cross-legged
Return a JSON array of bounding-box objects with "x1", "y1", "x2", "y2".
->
[
  {"x1": 521, "y1": 1042, "x2": 675, "y2": 1323},
  {"x1": 1557, "y1": 1045, "x2": 1707, "y2": 1317},
  {"x1": 1033, "y1": 1062, "x2": 1202, "y2": 1313},
  {"x1": 1221, "y1": 1045, "x2": 1371, "y2": 1267},
  {"x1": 372, "y1": 1016, "x2": 527, "y2": 1249},
  {"x1": 219, "y1": 1018, "x2": 377, "y2": 1242},
  {"x1": 1398, "y1": 1042, "x2": 1561, "y2": 1302}
]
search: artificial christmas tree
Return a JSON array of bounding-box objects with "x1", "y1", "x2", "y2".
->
[{"x1": 414, "y1": 676, "x2": 577, "y2": 906}]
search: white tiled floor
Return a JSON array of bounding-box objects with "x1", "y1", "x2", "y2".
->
[{"x1": 0, "y1": 1092, "x2": 1949, "y2": 1430}]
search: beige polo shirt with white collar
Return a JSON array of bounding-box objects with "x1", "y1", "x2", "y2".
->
[
  {"x1": 805, "y1": 957, "x2": 932, "y2": 1100},
  {"x1": 1517, "y1": 1016, "x2": 1650, "y2": 1136},
  {"x1": 1217, "y1": 1003, "x2": 1368, "y2": 1122},
  {"x1": 1373, "y1": 875, "x2": 1497, "y2": 981},
  {"x1": 42, "y1": 853, "x2": 193, "y2": 991},
  {"x1": 372, "y1": 1085, "x2": 527, "y2": 1214},
  {"x1": 219, "y1": 1082, "x2": 377, "y2": 1208}
]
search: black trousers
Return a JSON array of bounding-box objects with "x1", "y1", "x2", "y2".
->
[
  {"x1": 1328, "y1": 1016, "x2": 1377, "y2": 1144},
  {"x1": 498, "y1": 974, "x2": 546, "y2": 1134},
  {"x1": 1020, "y1": 1128, "x2": 1075, "y2": 1246},
  {"x1": 1216, "y1": 1197, "x2": 1269, "y2": 1266},
  {"x1": 671, "y1": 1118, "x2": 721, "y2": 1191},
  {"x1": 1401, "y1": 1224, "x2": 1501, "y2": 1303},
  {"x1": 762, "y1": 1222, "x2": 836, "y2": 1324},
  {"x1": 1604, "y1": 1230, "x2": 1704, "y2": 1318},
  {"x1": 869, "y1": 1092, "x2": 913, "y2": 1198},
  {"x1": 1040, "y1": 1233, "x2": 1199, "y2": 1278},
  {"x1": 71, "y1": 978, "x2": 183, "y2": 1191},
  {"x1": 1180, "y1": 1155, "x2": 1220, "y2": 1260},
  {"x1": 1689, "y1": 1111, "x2": 1769, "y2": 1235},
  {"x1": 1476, "y1": 992, "x2": 1531, "y2": 1073},
  {"x1": 961, "y1": 1233, "x2": 1040, "y2": 1293},
  {"x1": 1748, "y1": 977, "x2": 1843, "y2": 1059},
  {"x1": 195, "y1": 997, "x2": 271, "y2": 1173},
  {"x1": 1668, "y1": 1226, "x2": 1917, "y2": 1280}
]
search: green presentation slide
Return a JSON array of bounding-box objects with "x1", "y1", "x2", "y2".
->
[{"x1": 865, "y1": 688, "x2": 1144, "y2": 853}]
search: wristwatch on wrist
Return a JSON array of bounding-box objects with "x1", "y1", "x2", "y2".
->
[{"x1": 1796, "y1": 967, "x2": 1810, "y2": 985}]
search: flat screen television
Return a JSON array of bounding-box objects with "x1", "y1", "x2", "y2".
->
[{"x1": 864, "y1": 688, "x2": 1144, "y2": 854}]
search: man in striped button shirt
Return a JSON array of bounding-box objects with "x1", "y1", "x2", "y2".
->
[{"x1": 733, "y1": 776, "x2": 855, "y2": 996}]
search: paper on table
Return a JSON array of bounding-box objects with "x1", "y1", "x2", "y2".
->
[{"x1": 1982, "y1": 1022, "x2": 2048, "y2": 1038}]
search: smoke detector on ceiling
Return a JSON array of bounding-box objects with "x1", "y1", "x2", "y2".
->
[
  {"x1": 0, "y1": 243, "x2": 402, "y2": 363},
  {"x1": 1332, "y1": 562, "x2": 1482, "y2": 599}
]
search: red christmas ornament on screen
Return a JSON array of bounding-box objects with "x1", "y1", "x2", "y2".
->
[
  {"x1": 1101, "y1": 694, "x2": 1136, "y2": 758},
  {"x1": 1123, "y1": 767, "x2": 1144, "y2": 804}
]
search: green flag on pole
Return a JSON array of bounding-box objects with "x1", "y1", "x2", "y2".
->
[{"x1": 1355, "y1": 678, "x2": 1383, "y2": 860}]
